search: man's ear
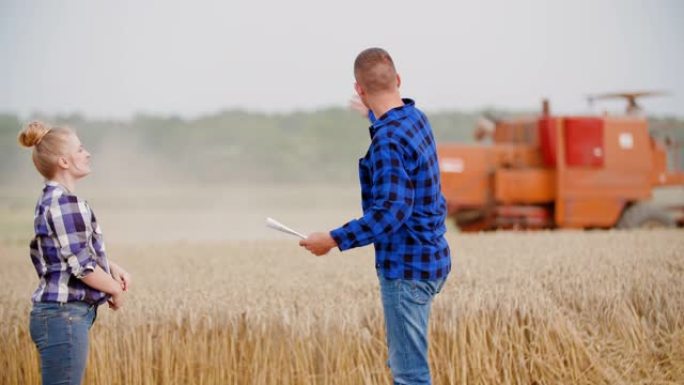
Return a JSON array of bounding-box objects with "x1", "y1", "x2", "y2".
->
[
  {"x1": 354, "y1": 82, "x2": 364, "y2": 97},
  {"x1": 57, "y1": 156, "x2": 69, "y2": 170},
  {"x1": 396, "y1": 74, "x2": 401, "y2": 89}
]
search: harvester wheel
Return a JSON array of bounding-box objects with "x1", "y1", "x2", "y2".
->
[{"x1": 617, "y1": 203, "x2": 675, "y2": 229}]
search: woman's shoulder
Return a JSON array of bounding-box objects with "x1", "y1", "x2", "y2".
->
[{"x1": 42, "y1": 184, "x2": 89, "y2": 214}]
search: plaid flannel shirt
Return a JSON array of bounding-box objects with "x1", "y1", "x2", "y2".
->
[
  {"x1": 29, "y1": 181, "x2": 110, "y2": 304},
  {"x1": 331, "y1": 99, "x2": 451, "y2": 280}
]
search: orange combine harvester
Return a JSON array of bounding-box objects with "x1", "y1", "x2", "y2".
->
[{"x1": 437, "y1": 92, "x2": 684, "y2": 231}]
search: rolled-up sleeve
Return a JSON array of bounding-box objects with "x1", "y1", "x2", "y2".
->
[
  {"x1": 47, "y1": 195, "x2": 97, "y2": 279},
  {"x1": 331, "y1": 137, "x2": 414, "y2": 250}
]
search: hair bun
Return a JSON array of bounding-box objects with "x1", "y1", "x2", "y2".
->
[{"x1": 18, "y1": 121, "x2": 51, "y2": 148}]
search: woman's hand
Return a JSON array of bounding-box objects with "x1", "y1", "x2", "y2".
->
[
  {"x1": 108, "y1": 291, "x2": 125, "y2": 310},
  {"x1": 109, "y1": 261, "x2": 132, "y2": 292}
]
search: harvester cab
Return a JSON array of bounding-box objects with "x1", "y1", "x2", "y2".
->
[{"x1": 437, "y1": 92, "x2": 684, "y2": 231}]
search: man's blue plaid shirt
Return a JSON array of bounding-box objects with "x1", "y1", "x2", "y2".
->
[{"x1": 331, "y1": 99, "x2": 451, "y2": 280}]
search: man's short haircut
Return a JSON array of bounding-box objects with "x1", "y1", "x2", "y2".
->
[{"x1": 354, "y1": 48, "x2": 397, "y2": 94}]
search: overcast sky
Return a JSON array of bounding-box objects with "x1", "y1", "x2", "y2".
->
[{"x1": 1, "y1": 0, "x2": 683, "y2": 119}]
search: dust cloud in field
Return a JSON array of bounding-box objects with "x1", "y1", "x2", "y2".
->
[
  {"x1": 2, "y1": 126, "x2": 366, "y2": 244},
  {"x1": 84, "y1": 183, "x2": 363, "y2": 243}
]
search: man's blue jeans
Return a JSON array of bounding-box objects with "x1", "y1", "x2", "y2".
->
[
  {"x1": 379, "y1": 275, "x2": 446, "y2": 385},
  {"x1": 29, "y1": 302, "x2": 97, "y2": 385}
]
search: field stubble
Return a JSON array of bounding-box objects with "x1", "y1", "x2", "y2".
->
[{"x1": 1, "y1": 230, "x2": 683, "y2": 385}]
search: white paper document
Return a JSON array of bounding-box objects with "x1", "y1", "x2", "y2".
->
[{"x1": 265, "y1": 217, "x2": 307, "y2": 239}]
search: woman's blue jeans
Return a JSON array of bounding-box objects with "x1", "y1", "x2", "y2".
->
[
  {"x1": 29, "y1": 302, "x2": 97, "y2": 385},
  {"x1": 378, "y1": 275, "x2": 446, "y2": 385}
]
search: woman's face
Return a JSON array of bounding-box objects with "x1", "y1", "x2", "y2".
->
[{"x1": 63, "y1": 133, "x2": 91, "y2": 178}]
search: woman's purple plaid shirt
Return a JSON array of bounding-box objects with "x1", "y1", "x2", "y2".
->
[
  {"x1": 331, "y1": 99, "x2": 451, "y2": 280},
  {"x1": 29, "y1": 181, "x2": 110, "y2": 305}
]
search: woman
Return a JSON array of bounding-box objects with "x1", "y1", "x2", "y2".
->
[{"x1": 18, "y1": 121, "x2": 131, "y2": 385}]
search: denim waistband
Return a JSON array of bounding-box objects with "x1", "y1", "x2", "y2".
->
[{"x1": 32, "y1": 301, "x2": 97, "y2": 310}]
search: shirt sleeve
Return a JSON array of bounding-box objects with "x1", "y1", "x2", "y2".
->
[
  {"x1": 331, "y1": 136, "x2": 414, "y2": 250},
  {"x1": 47, "y1": 194, "x2": 97, "y2": 279}
]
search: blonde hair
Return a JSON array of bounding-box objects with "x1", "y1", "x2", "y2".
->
[{"x1": 18, "y1": 121, "x2": 74, "y2": 179}]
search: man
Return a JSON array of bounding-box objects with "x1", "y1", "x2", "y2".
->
[{"x1": 300, "y1": 47, "x2": 451, "y2": 385}]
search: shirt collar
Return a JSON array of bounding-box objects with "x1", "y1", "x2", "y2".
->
[
  {"x1": 45, "y1": 180, "x2": 72, "y2": 194},
  {"x1": 369, "y1": 98, "x2": 415, "y2": 139}
]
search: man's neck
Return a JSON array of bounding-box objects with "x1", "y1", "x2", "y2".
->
[{"x1": 369, "y1": 92, "x2": 404, "y2": 119}]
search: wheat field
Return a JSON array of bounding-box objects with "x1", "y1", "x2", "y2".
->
[{"x1": 1, "y1": 229, "x2": 683, "y2": 385}]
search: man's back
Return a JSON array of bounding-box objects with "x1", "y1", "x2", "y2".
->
[{"x1": 357, "y1": 99, "x2": 451, "y2": 279}]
